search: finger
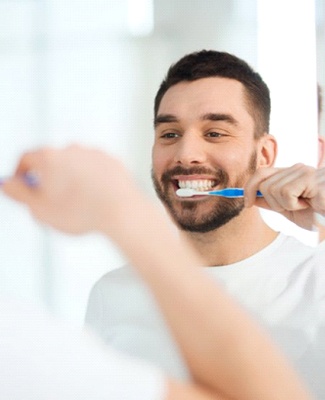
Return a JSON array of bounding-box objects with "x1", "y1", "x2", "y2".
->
[
  {"x1": 1, "y1": 148, "x2": 49, "y2": 205},
  {"x1": 13, "y1": 148, "x2": 51, "y2": 178},
  {"x1": 313, "y1": 169, "x2": 325, "y2": 212},
  {"x1": 244, "y1": 167, "x2": 281, "y2": 207},
  {"x1": 245, "y1": 164, "x2": 311, "y2": 211},
  {"x1": 260, "y1": 164, "x2": 316, "y2": 211},
  {"x1": 2, "y1": 175, "x2": 39, "y2": 206},
  {"x1": 249, "y1": 164, "x2": 304, "y2": 211}
]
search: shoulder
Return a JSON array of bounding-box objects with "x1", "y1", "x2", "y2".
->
[
  {"x1": 277, "y1": 233, "x2": 314, "y2": 252},
  {"x1": 313, "y1": 239, "x2": 325, "y2": 259},
  {"x1": 273, "y1": 235, "x2": 323, "y2": 281},
  {"x1": 305, "y1": 241, "x2": 325, "y2": 287},
  {"x1": 272, "y1": 233, "x2": 315, "y2": 264},
  {"x1": 91, "y1": 264, "x2": 145, "y2": 294},
  {"x1": 85, "y1": 264, "x2": 155, "y2": 324}
]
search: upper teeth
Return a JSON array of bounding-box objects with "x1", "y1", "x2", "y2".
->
[{"x1": 178, "y1": 180, "x2": 215, "y2": 191}]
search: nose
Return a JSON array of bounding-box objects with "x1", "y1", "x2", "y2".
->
[{"x1": 174, "y1": 132, "x2": 207, "y2": 165}]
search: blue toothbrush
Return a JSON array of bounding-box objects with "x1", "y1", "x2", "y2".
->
[
  {"x1": 0, "y1": 173, "x2": 39, "y2": 187},
  {"x1": 176, "y1": 188, "x2": 263, "y2": 198}
]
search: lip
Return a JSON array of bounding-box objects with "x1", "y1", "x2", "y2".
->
[{"x1": 172, "y1": 175, "x2": 217, "y2": 181}]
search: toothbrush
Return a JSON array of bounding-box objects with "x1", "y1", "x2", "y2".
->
[
  {"x1": 0, "y1": 173, "x2": 39, "y2": 187},
  {"x1": 176, "y1": 188, "x2": 263, "y2": 198}
]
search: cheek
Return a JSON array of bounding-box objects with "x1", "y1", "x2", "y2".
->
[
  {"x1": 214, "y1": 147, "x2": 255, "y2": 177},
  {"x1": 215, "y1": 151, "x2": 243, "y2": 172},
  {"x1": 152, "y1": 146, "x2": 170, "y2": 175}
]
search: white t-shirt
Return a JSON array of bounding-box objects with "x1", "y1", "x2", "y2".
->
[
  {"x1": 85, "y1": 233, "x2": 325, "y2": 399},
  {"x1": 0, "y1": 299, "x2": 165, "y2": 400}
]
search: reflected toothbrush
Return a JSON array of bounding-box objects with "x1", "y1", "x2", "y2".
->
[
  {"x1": 0, "y1": 173, "x2": 39, "y2": 187},
  {"x1": 176, "y1": 188, "x2": 263, "y2": 198}
]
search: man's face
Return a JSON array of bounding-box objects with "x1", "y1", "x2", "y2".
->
[{"x1": 152, "y1": 77, "x2": 261, "y2": 233}]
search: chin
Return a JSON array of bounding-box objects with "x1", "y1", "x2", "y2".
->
[{"x1": 173, "y1": 202, "x2": 245, "y2": 233}]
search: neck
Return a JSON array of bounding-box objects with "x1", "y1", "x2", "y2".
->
[{"x1": 179, "y1": 207, "x2": 278, "y2": 266}]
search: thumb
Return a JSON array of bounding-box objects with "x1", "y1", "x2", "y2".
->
[
  {"x1": 244, "y1": 167, "x2": 280, "y2": 208},
  {"x1": 2, "y1": 175, "x2": 39, "y2": 207}
]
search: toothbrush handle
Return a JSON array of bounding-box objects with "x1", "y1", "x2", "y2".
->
[
  {"x1": 209, "y1": 188, "x2": 263, "y2": 198},
  {"x1": 228, "y1": 188, "x2": 263, "y2": 198}
]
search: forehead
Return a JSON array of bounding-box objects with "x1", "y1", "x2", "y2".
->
[{"x1": 157, "y1": 77, "x2": 253, "y2": 126}]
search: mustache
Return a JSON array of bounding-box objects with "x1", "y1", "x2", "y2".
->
[{"x1": 161, "y1": 165, "x2": 229, "y2": 185}]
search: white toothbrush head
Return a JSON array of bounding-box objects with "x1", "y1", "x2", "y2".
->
[{"x1": 176, "y1": 188, "x2": 209, "y2": 197}]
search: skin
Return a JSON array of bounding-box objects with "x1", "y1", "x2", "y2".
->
[
  {"x1": 245, "y1": 141, "x2": 325, "y2": 236},
  {"x1": 1, "y1": 145, "x2": 313, "y2": 400},
  {"x1": 245, "y1": 163, "x2": 320, "y2": 230},
  {"x1": 152, "y1": 77, "x2": 278, "y2": 265}
]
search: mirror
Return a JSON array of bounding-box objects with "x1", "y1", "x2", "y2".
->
[{"x1": 0, "y1": 0, "x2": 320, "y2": 322}]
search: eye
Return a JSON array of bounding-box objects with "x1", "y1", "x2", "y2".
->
[
  {"x1": 160, "y1": 132, "x2": 180, "y2": 139},
  {"x1": 206, "y1": 131, "x2": 224, "y2": 138}
]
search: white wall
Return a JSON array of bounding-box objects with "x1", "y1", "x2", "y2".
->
[{"x1": 257, "y1": 0, "x2": 318, "y2": 245}]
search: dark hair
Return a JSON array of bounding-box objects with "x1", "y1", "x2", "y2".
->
[{"x1": 154, "y1": 50, "x2": 270, "y2": 137}]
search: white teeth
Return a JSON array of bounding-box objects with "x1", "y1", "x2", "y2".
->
[{"x1": 178, "y1": 180, "x2": 215, "y2": 191}]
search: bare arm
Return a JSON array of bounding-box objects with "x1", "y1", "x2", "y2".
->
[
  {"x1": 166, "y1": 379, "x2": 227, "y2": 400},
  {"x1": 2, "y1": 145, "x2": 313, "y2": 400}
]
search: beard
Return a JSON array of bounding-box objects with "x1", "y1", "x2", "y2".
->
[{"x1": 152, "y1": 152, "x2": 257, "y2": 233}]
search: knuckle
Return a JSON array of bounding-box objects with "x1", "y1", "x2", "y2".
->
[
  {"x1": 304, "y1": 167, "x2": 316, "y2": 180},
  {"x1": 279, "y1": 186, "x2": 291, "y2": 199}
]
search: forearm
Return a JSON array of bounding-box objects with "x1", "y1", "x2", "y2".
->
[
  {"x1": 102, "y1": 192, "x2": 313, "y2": 400},
  {"x1": 166, "y1": 379, "x2": 229, "y2": 400}
]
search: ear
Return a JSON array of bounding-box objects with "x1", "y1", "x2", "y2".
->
[
  {"x1": 256, "y1": 134, "x2": 277, "y2": 168},
  {"x1": 318, "y1": 136, "x2": 325, "y2": 168}
]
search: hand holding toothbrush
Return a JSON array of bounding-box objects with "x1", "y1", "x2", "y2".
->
[{"x1": 244, "y1": 163, "x2": 322, "y2": 230}]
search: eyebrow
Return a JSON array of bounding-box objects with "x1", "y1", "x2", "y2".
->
[
  {"x1": 154, "y1": 114, "x2": 178, "y2": 127},
  {"x1": 201, "y1": 113, "x2": 238, "y2": 125},
  {"x1": 154, "y1": 112, "x2": 238, "y2": 127}
]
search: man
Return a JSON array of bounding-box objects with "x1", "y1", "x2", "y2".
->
[
  {"x1": 1, "y1": 145, "x2": 314, "y2": 400},
  {"x1": 85, "y1": 51, "x2": 325, "y2": 398}
]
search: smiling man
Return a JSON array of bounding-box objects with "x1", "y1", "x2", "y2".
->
[
  {"x1": 85, "y1": 50, "x2": 325, "y2": 399},
  {"x1": 151, "y1": 74, "x2": 277, "y2": 260},
  {"x1": 152, "y1": 82, "x2": 261, "y2": 234}
]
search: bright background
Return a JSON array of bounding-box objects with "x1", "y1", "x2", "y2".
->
[{"x1": 0, "y1": 0, "x2": 322, "y2": 325}]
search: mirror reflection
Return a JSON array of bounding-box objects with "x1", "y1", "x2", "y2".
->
[
  {"x1": 0, "y1": 0, "x2": 320, "y2": 319},
  {"x1": 0, "y1": 1, "x2": 324, "y2": 399}
]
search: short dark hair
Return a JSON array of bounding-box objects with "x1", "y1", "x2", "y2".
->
[{"x1": 154, "y1": 50, "x2": 271, "y2": 138}]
